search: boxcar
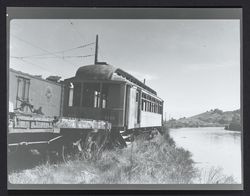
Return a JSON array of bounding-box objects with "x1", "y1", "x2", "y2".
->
[{"x1": 9, "y1": 68, "x2": 63, "y2": 117}]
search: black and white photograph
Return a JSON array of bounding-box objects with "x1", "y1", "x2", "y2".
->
[{"x1": 7, "y1": 8, "x2": 242, "y2": 190}]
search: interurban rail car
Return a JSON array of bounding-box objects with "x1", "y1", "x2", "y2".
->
[
  {"x1": 63, "y1": 63, "x2": 164, "y2": 131},
  {"x1": 8, "y1": 63, "x2": 164, "y2": 161}
]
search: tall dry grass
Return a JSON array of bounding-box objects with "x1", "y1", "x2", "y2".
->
[
  {"x1": 195, "y1": 166, "x2": 236, "y2": 184},
  {"x1": 8, "y1": 128, "x2": 235, "y2": 184},
  {"x1": 93, "y1": 130, "x2": 196, "y2": 184}
]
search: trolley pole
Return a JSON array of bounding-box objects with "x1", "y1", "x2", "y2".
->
[{"x1": 94, "y1": 34, "x2": 99, "y2": 64}]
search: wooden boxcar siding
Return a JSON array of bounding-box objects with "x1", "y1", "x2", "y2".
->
[
  {"x1": 9, "y1": 70, "x2": 62, "y2": 117},
  {"x1": 140, "y1": 111, "x2": 162, "y2": 128}
]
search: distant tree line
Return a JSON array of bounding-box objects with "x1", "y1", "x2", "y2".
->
[
  {"x1": 164, "y1": 109, "x2": 241, "y2": 131},
  {"x1": 225, "y1": 116, "x2": 242, "y2": 131}
]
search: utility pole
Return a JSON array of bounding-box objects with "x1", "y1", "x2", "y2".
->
[{"x1": 94, "y1": 34, "x2": 98, "y2": 64}]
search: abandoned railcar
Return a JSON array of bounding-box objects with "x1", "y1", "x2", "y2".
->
[
  {"x1": 63, "y1": 63, "x2": 164, "y2": 132},
  {"x1": 9, "y1": 64, "x2": 164, "y2": 132},
  {"x1": 8, "y1": 68, "x2": 112, "y2": 161},
  {"x1": 8, "y1": 34, "x2": 164, "y2": 163},
  {"x1": 8, "y1": 62, "x2": 164, "y2": 161}
]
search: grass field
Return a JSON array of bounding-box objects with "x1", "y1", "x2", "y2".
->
[{"x1": 8, "y1": 128, "x2": 235, "y2": 184}]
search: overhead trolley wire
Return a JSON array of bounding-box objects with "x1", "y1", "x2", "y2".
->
[
  {"x1": 67, "y1": 20, "x2": 97, "y2": 63},
  {"x1": 12, "y1": 42, "x2": 95, "y2": 59},
  {"x1": 13, "y1": 58, "x2": 53, "y2": 74},
  {"x1": 13, "y1": 35, "x2": 95, "y2": 58},
  {"x1": 11, "y1": 34, "x2": 81, "y2": 67}
]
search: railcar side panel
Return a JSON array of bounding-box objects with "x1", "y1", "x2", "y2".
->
[
  {"x1": 62, "y1": 81, "x2": 126, "y2": 128},
  {"x1": 140, "y1": 111, "x2": 162, "y2": 128}
]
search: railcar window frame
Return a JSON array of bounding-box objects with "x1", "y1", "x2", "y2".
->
[
  {"x1": 101, "y1": 83, "x2": 109, "y2": 109},
  {"x1": 16, "y1": 76, "x2": 30, "y2": 110},
  {"x1": 68, "y1": 82, "x2": 74, "y2": 107},
  {"x1": 72, "y1": 82, "x2": 81, "y2": 107},
  {"x1": 68, "y1": 81, "x2": 110, "y2": 109},
  {"x1": 141, "y1": 92, "x2": 162, "y2": 114}
]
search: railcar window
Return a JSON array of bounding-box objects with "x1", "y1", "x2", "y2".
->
[
  {"x1": 16, "y1": 76, "x2": 30, "y2": 110},
  {"x1": 102, "y1": 94, "x2": 107, "y2": 108},
  {"x1": 158, "y1": 102, "x2": 163, "y2": 114},
  {"x1": 101, "y1": 84, "x2": 109, "y2": 109},
  {"x1": 82, "y1": 83, "x2": 96, "y2": 107},
  {"x1": 94, "y1": 91, "x2": 101, "y2": 108},
  {"x1": 81, "y1": 83, "x2": 101, "y2": 108},
  {"x1": 68, "y1": 82, "x2": 109, "y2": 109},
  {"x1": 141, "y1": 92, "x2": 162, "y2": 114},
  {"x1": 68, "y1": 83, "x2": 74, "y2": 106},
  {"x1": 17, "y1": 77, "x2": 30, "y2": 101},
  {"x1": 72, "y1": 82, "x2": 81, "y2": 106}
]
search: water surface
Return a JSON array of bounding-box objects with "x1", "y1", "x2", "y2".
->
[{"x1": 169, "y1": 127, "x2": 242, "y2": 183}]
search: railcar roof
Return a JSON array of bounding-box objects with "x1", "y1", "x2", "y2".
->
[
  {"x1": 75, "y1": 64, "x2": 116, "y2": 80},
  {"x1": 9, "y1": 68, "x2": 62, "y2": 86},
  {"x1": 75, "y1": 63, "x2": 157, "y2": 95}
]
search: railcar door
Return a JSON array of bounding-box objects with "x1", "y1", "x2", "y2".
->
[
  {"x1": 136, "y1": 89, "x2": 141, "y2": 125},
  {"x1": 127, "y1": 86, "x2": 141, "y2": 129}
]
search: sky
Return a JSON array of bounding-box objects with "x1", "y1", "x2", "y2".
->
[{"x1": 9, "y1": 19, "x2": 241, "y2": 119}]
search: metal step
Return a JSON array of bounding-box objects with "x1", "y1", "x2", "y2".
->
[
  {"x1": 122, "y1": 135, "x2": 130, "y2": 139},
  {"x1": 120, "y1": 130, "x2": 126, "y2": 134},
  {"x1": 119, "y1": 130, "x2": 132, "y2": 147}
]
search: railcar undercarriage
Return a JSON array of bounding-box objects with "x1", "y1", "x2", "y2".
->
[{"x1": 8, "y1": 113, "x2": 162, "y2": 168}]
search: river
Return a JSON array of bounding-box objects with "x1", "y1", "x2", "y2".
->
[{"x1": 169, "y1": 127, "x2": 242, "y2": 183}]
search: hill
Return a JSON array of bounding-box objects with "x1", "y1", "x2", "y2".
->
[{"x1": 166, "y1": 109, "x2": 241, "y2": 131}]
